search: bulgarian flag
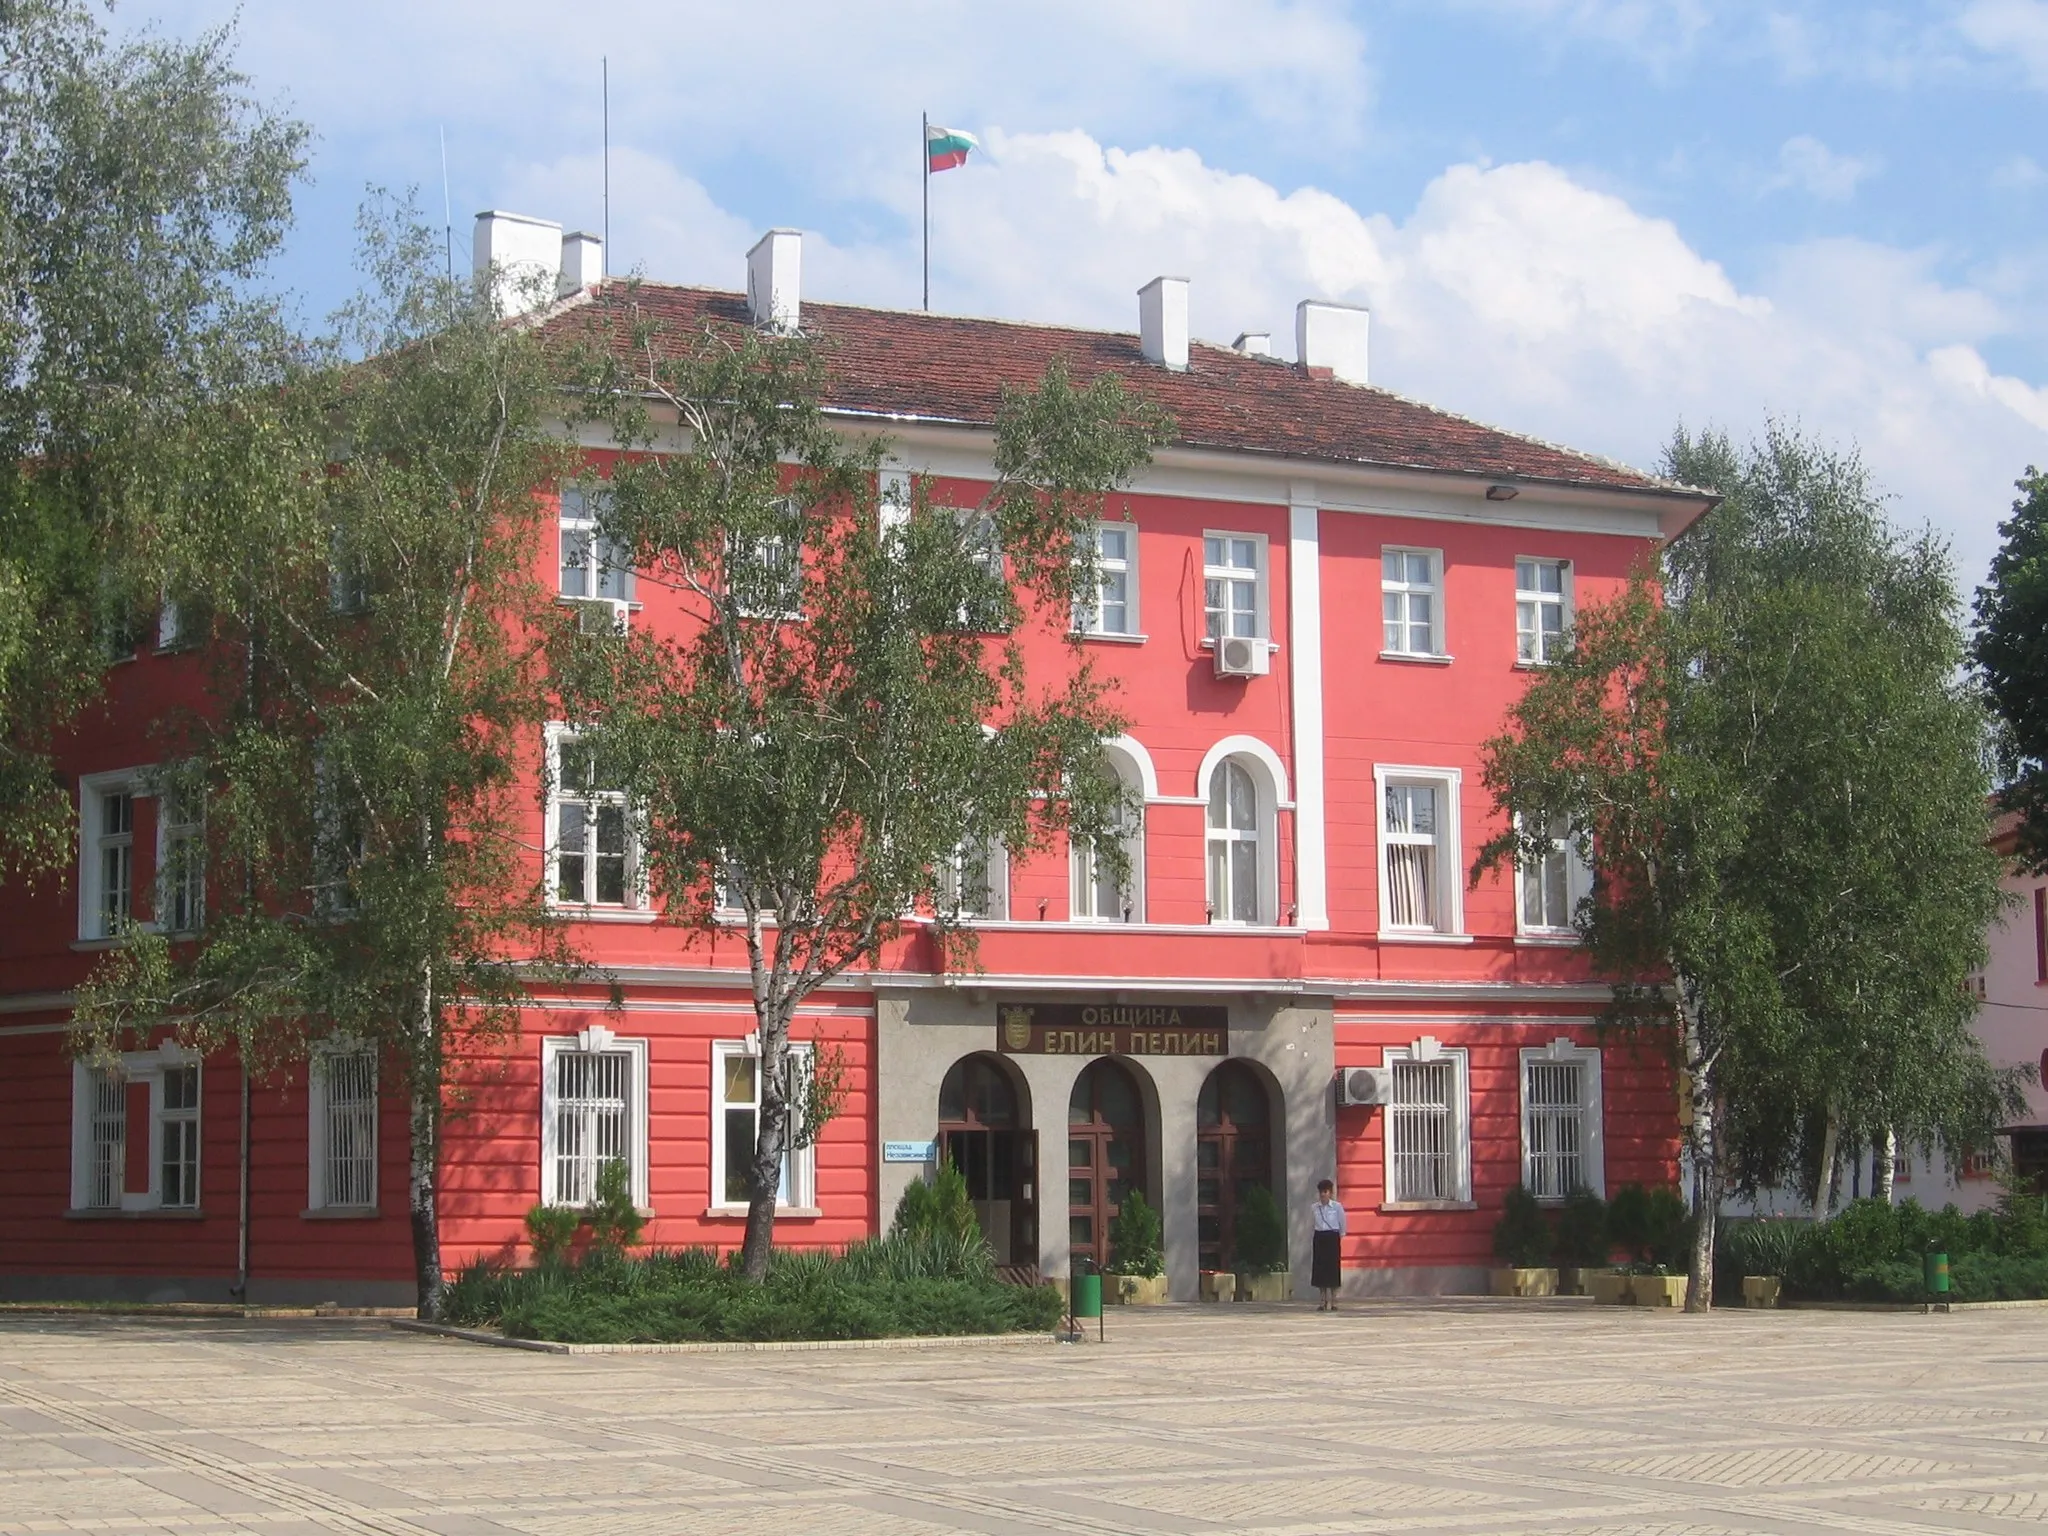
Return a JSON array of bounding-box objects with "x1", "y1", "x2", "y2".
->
[{"x1": 927, "y1": 123, "x2": 978, "y2": 173}]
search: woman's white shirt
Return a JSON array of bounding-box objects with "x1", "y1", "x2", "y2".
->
[{"x1": 1313, "y1": 1199, "x2": 1347, "y2": 1234}]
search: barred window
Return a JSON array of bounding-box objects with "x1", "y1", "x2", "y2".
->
[
  {"x1": 159, "y1": 1066, "x2": 200, "y2": 1209},
  {"x1": 314, "y1": 1049, "x2": 378, "y2": 1209},
  {"x1": 1520, "y1": 1043, "x2": 1603, "y2": 1199},
  {"x1": 1389, "y1": 1058, "x2": 1457, "y2": 1202},
  {"x1": 85, "y1": 1067, "x2": 125, "y2": 1210},
  {"x1": 549, "y1": 1048, "x2": 632, "y2": 1206}
]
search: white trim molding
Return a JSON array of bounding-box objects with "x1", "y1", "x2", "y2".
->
[
  {"x1": 1373, "y1": 763, "x2": 1465, "y2": 939},
  {"x1": 1519, "y1": 1036, "x2": 1605, "y2": 1200},
  {"x1": 539, "y1": 1025, "x2": 651, "y2": 1209},
  {"x1": 708, "y1": 1037, "x2": 816, "y2": 1215},
  {"x1": 1287, "y1": 497, "x2": 1328, "y2": 930},
  {"x1": 1380, "y1": 1035, "x2": 1473, "y2": 1209},
  {"x1": 70, "y1": 1042, "x2": 201, "y2": 1213}
]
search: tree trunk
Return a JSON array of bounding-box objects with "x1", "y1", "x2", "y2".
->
[
  {"x1": 407, "y1": 974, "x2": 444, "y2": 1321},
  {"x1": 1812, "y1": 1111, "x2": 1840, "y2": 1218},
  {"x1": 1875, "y1": 1127, "x2": 1897, "y2": 1204},
  {"x1": 1680, "y1": 1000, "x2": 1718, "y2": 1314},
  {"x1": 740, "y1": 996, "x2": 794, "y2": 1283}
]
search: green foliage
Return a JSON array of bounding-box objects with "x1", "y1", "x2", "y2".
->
[
  {"x1": 585, "y1": 1160, "x2": 645, "y2": 1256},
  {"x1": 1605, "y1": 1184, "x2": 1653, "y2": 1264},
  {"x1": 1644, "y1": 1186, "x2": 1693, "y2": 1269},
  {"x1": 444, "y1": 1236, "x2": 1060, "y2": 1344},
  {"x1": 523, "y1": 1206, "x2": 580, "y2": 1265},
  {"x1": 1492, "y1": 1184, "x2": 1553, "y2": 1268},
  {"x1": 1109, "y1": 1190, "x2": 1165, "y2": 1279},
  {"x1": 1232, "y1": 1185, "x2": 1289, "y2": 1275},
  {"x1": 1773, "y1": 1194, "x2": 2048, "y2": 1300},
  {"x1": 1721, "y1": 1218, "x2": 1805, "y2": 1278},
  {"x1": 1555, "y1": 1187, "x2": 1610, "y2": 1268},
  {"x1": 890, "y1": 1158, "x2": 983, "y2": 1248},
  {"x1": 1975, "y1": 468, "x2": 2048, "y2": 871},
  {"x1": 553, "y1": 311, "x2": 1169, "y2": 1280}
]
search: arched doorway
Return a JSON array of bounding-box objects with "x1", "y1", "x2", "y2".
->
[
  {"x1": 1068, "y1": 1058, "x2": 1147, "y2": 1268},
  {"x1": 1197, "y1": 1061, "x2": 1274, "y2": 1273},
  {"x1": 937, "y1": 1054, "x2": 1036, "y2": 1268}
]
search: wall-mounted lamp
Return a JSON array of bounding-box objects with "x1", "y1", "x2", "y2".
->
[{"x1": 1485, "y1": 483, "x2": 1520, "y2": 501}]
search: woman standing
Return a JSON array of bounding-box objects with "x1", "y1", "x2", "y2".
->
[{"x1": 1312, "y1": 1178, "x2": 1346, "y2": 1311}]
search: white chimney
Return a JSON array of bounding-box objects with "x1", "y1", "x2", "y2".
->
[
  {"x1": 747, "y1": 229, "x2": 803, "y2": 331},
  {"x1": 559, "y1": 231, "x2": 603, "y2": 295},
  {"x1": 1296, "y1": 300, "x2": 1370, "y2": 385},
  {"x1": 1138, "y1": 276, "x2": 1190, "y2": 371},
  {"x1": 1233, "y1": 331, "x2": 1272, "y2": 357},
  {"x1": 473, "y1": 210, "x2": 563, "y2": 318}
]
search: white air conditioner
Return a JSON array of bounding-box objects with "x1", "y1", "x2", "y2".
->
[
  {"x1": 1337, "y1": 1066, "x2": 1391, "y2": 1107},
  {"x1": 1213, "y1": 634, "x2": 1270, "y2": 679},
  {"x1": 573, "y1": 598, "x2": 629, "y2": 637}
]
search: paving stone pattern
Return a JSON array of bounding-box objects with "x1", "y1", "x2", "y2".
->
[{"x1": 3, "y1": 1301, "x2": 2047, "y2": 1534}]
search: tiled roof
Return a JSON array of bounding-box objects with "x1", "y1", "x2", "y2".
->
[{"x1": 543, "y1": 284, "x2": 1701, "y2": 501}]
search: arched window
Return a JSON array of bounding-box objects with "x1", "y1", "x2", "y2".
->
[
  {"x1": 1071, "y1": 749, "x2": 1144, "y2": 922},
  {"x1": 1207, "y1": 758, "x2": 1264, "y2": 924}
]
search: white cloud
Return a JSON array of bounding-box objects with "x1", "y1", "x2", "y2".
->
[
  {"x1": 1960, "y1": 0, "x2": 2048, "y2": 86},
  {"x1": 1992, "y1": 153, "x2": 2048, "y2": 189},
  {"x1": 1766, "y1": 136, "x2": 1883, "y2": 201}
]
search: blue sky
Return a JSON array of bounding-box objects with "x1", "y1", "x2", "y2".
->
[{"x1": 134, "y1": 0, "x2": 2048, "y2": 584}]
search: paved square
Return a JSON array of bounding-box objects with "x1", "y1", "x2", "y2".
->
[{"x1": 3, "y1": 1300, "x2": 2047, "y2": 1534}]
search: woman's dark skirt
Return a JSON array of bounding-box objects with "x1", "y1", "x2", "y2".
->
[{"x1": 1310, "y1": 1229, "x2": 1342, "y2": 1290}]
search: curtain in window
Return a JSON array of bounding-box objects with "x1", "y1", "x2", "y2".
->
[
  {"x1": 552, "y1": 1050, "x2": 629, "y2": 1204},
  {"x1": 1525, "y1": 1060, "x2": 1584, "y2": 1198},
  {"x1": 1384, "y1": 784, "x2": 1437, "y2": 928},
  {"x1": 1390, "y1": 1058, "x2": 1455, "y2": 1202}
]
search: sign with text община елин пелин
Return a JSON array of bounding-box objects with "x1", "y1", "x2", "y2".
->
[{"x1": 996, "y1": 1001, "x2": 1229, "y2": 1057}]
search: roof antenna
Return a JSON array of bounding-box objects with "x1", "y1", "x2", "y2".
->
[
  {"x1": 602, "y1": 57, "x2": 610, "y2": 281},
  {"x1": 439, "y1": 125, "x2": 453, "y2": 284}
]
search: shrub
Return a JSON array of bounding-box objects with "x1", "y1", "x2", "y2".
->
[
  {"x1": 1554, "y1": 1187, "x2": 1609, "y2": 1268},
  {"x1": 1606, "y1": 1184, "x2": 1651, "y2": 1264},
  {"x1": 585, "y1": 1159, "x2": 645, "y2": 1256},
  {"x1": 1492, "y1": 1184, "x2": 1552, "y2": 1268},
  {"x1": 1109, "y1": 1190, "x2": 1164, "y2": 1278},
  {"x1": 1232, "y1": 1185, "x2": 1288, "y2": 1275},
  {"x1": 1725, "y1": 1219, "x2": 1803, "y2": 1277},
  {"x1": 890, "y1": 1156, "x2": 981, "y2": 1246},
  {"x1": 1991, "y1": 1169, "x2": 2048, "y2": 1256},
  {"x1": 523, "y1": 1205, "x2": 580, "y2": 1264},
  {"x1": 1644, "y1": 1186, "x2": 1693, "y2": 1269}
]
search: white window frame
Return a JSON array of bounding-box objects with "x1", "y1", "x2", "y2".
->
[
  {"x1": 156, "y1": 773, "x2": 204, "y2": 936},
  {"x1": 70, "y1": 1044, "x2": 201, "y2": 1212},
  {"x1": 709, "y1": 1036, "x2": 816, "y2": 1215},
  {"x1": 1516, "y1": 813, "x2": 1591, "y2": 939},
  {"x1": 939, "y1": 836, "x2": 1009, "y2": 921},
  {"x1": 1381, "y1": 546, "x2": 1445, "y2": 658},
  {"x1": 1202, "y1": 530, "x2": 1267, "y2": 644},
  {"x1": 1380, "y1": 1036, "x2": 1472, "y2": 1208},
  {"x1": 1071, "y1": 753, "x2": 1145, "y2": 924},
  {"x1": 1515, "y1": 557, "x2": 1572, "y2": 666},
  {"x1": 1074, "y1": 520, "x2": 1140, "y2": 638},
  {"x1": 1374, "y1": 765, "x2": 1464, "y2": 938},
  {"x1": 307, "y1": 1040, "x2": 379, "y2": 1212},
  {"x1": 544, "y1": 725, "x2": 644, "y2": 911},
  {"x1": 730, "y1": 497, "x2": 806, "y2": 620},
  {"x1": 558, "y1": 482, "x2": 635, "y2": 626},
  {"x1": 1204, "y1": 755, "x2": 1275, "y2": 926},
  {"x1": 1519, "y1": 1038, "x2": 1605, "y2": 1201},
  {"x1": 72, "y1": 1062, "x2": 127, "y2": 1211},
  {"x1": 155, "y1": 598, "x2": 187, "y2": 651},
  {"x1": 879, "y1": 468, "x2": 913, "y2": 545},
  {"x1": 78, "y1": 768, "x2": 146, "y2": 941},
  {"x1": 539, "y1": 1026, "x2": 650, "y2": 1209}
]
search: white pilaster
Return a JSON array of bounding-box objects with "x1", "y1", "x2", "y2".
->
[{"x1": 1288, "y1": 490, "x2": 1329, "y2": 930}]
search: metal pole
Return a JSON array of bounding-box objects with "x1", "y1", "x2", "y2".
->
[
  {"x1": 602, "y1": 58, "x2": 610, "y2": 277},
  {"x1": 921, "y1": 112, "x2": 929, "y2": 312},
  {"x1": 234, "y1": 1042, "x2": 250, "y2": 1302}
]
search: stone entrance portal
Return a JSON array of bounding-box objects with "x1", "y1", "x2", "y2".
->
[{"x1": 936, "y1": 1053, "x2": 1036, "y2": 1268}]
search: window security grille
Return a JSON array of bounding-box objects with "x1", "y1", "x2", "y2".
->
[
  {"x1": 1525, "y1": 1059, "x2": 1584, "y2": 1199},
  {"x1": 160, "y1": 1066, "x2": 200, "y2": 1208},
  {"x1": 322, "y1": 1051, "x2": 378, "y2": 1207},
  {"x1": 87, "y1": 1068, "x2": 125, "y2": 1209},
  {"x1": 1390, "y1": 1058, "x2": 1456, "y2": 1202},
  {"x1": 552, "y1": 1050, "x2": 629, "y2": 1205}
]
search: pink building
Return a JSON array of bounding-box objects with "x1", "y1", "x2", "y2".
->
[{"x1": 0, "y1": 215, "x2": 1713, "y2": 1304}]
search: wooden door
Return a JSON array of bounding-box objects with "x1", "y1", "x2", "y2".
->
[
  {"x1": 1067, "y1": 1058, "x2": 1145, "y2": 1268},
  {"x1": 1196, "y1": 1062, "x2": 1273, "y2": 1272}
]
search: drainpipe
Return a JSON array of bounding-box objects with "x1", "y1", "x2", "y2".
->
[{"x1": 233, "y1": 1041, "x2": 251, "y2": 1302}]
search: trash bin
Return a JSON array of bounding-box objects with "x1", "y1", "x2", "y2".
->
[
  {"x1": 1071, "y1": 1272, "x2": 1102, "y2": 1319},
  {"x1": 1924, "y1": 1250, "x2": 1950, "y2": 1297}
]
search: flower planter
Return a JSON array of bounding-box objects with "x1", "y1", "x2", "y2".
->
[
  {"x1": 1105, "y1": 1272, "x2": 1168, "y2": 1305},
  {"x1": 1742, "y1": 1275, "x2": 1781, "y2": 1309},
  {"x1": 1198, "y1": 1270, "x2": 1238, "y2": 1303},
  {"x1": 1587, "y1": 1270, "x2": 1635, "y2": 1305},
  {"x1": 1557, "y1": 1266, "x2": 1600, "y2": 1296},
  {"x1": 1632, "y1": 1273, "x2": 1690, "y2": 1308},
  {"x1": 1238, "y1": 1270, "x2": 1291, "y2": 1303},
  {"x1": 1489, "y1": 1267, "x2": 1558, "y2": 1298}
]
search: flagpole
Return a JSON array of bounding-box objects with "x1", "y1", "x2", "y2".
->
[{"x1": 921, "y1": 111, "x2": 930, "y2": 312}]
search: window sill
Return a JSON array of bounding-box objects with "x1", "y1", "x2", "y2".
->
[
  {"x1": 1514, "y1": 932, "x2": 1580, "y2": 948},
  {"x1": 550, "y1": 906, "x2": 660, "y2": 924},
  {"x1": 1378, "y1": 1200, "x2": 1477, "y2": 1214},
  {"x1": 1376, "y1": 931, "x2": 1475, "y2": 945},
  {"x1": 301, "y1": 1206, "x2": 381, "y2": 1220},
  {"x1": 70, "y1": 938, "x2": 123, "y2": 952},
  {"x1": 1072, "y1": 630, "x2": 1148, "y2": 645},
  {"x1": 1512, "y1": 658, "x2": 1561, "y2": 671},
  {"x1": 703, "y1": 1205, "x2": 821, "y2": 1220},
  {"x1": 555, "y1": 596, "x2": 644, "y2": 611},
  {"x1": 66, "y1": 1207, "x2": 206, "y2": 1220},
  {"x1": 1199, "y1": 637, "x2": 1279, "y2": 653},
  {"x1": 1378, "y1": 650, "x2": 1453, "y2": 665}
]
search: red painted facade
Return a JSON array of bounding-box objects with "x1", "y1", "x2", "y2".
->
[{"x1": 0, "y1": 262, "x2": 1698, "y2": 1304}]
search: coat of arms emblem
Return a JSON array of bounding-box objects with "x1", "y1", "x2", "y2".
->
[{"x1": 1001, "y1": 1006, "x2": 1034, "y2": 1051}]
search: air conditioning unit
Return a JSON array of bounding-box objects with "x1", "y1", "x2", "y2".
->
[
  {"x1": 573, "y1": 598, "x2": 629, "y2": 637},
  {"x1": 1337, "y1": 1066, "x2": 1391, "y2": 1107},
  {"x1": 1213, "y1": 634, "x2": 1270, "y2": 679}
]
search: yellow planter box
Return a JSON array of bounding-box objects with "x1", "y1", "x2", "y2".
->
[
  {"x1": 1632, "y1": 1273, "x2": 1690, "y2": 1308},
  {"x1": 1742, "y1": 1275, "x2": 1781, "y2": 1309},
  {"x1": 1239, "y1": 1271, "x2": 1291, "y2": 1303},
  {"x1": 1587, "y1": 1270, "x2": 1635, "y2": 1305},
  {"x1": 1105, "y1": 1273, "x2": 1168, "y2": 1305},
  {"x1": 1489, "y1": 1267, "x2": 1558, "y2": 1298},
  {"x1": 1198, "y1": 1270, "x2": 1238, "y2": 1302}
]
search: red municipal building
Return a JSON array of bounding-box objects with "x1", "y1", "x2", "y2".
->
[{"x1": 0, "y1": 214, "x2": 1708, "y2": 1306}]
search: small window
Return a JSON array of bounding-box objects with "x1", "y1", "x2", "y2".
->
[
  {"x1": 549, "y1": 732, "x2": 635, "y2": 908},
  {"x1": 730, "y1": 500, "x2": 805, "y2": 619},
  {"x1": 82, "y1": 1066, "x2": 125, "y2": 1211},
  {"x1": 559, "y1": 485, "x2": 633, "y2": 603},
  {"x1": 1385, "y1": 1042, "x2": 1470, "y2": 1204},
  {"x1": 159, "y1": 1065, "x2": 200, "y2": 1209},
  {"x1": 940, "y1": 837, "x2": 1008, "y2": 921},
  {"x1": 310, "y1": 1046, "x2": 378, "y2": 1210},
  {"x1": 1378, "y1": 768, "x2": 1462, "y2": 936},
  {"x1": 712, "y1": 1039, "x2": 815, "y2": 1210},
  {"x1": 1075, "y1": 522, "x2": 1138, "y2": 637},
  {"x1": 539, "y1": 1031, "x2": 649, "y2": 1208},
  {"x1": 1203, "y1": 534, "x2": 1263, "y2": 641},
  {"x1": 80, "y1": 775, "x2": 143, "y2": 941},
  {"x1": 1382, "y1": 548, "x2": 1442, "y2": 656},
  {"x1": 1520, "y1": 1042, "x2": 1604, "y2": 1199},
  {"x1": 1072, "y1": 754, "x2": 1143, "y2": 923},
  {"x1": 158, "y1": 782, "x2": 203, "y2": 935},
  {"x1": 1516, "y1": 558, "x2": 1570, "y2": 664},
  {"x1": 313, "y1": 748, "x2": 369, "y2": 919},
  {"x1": 1206, "y1": 758, "x2": 1264, "y2": 924},
  {"x1": 954, "y1": 512, "x2": 1008, "y2": 631},
  {"x1": 1518, "y1": 814, "x2": 1589, "y2": 935}
]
